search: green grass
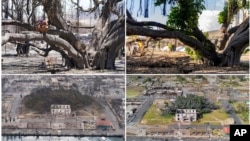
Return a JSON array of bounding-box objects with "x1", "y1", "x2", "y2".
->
[
  {"x1": 194, "y1": 109, "x2": 230, "y2": 125},
  {"x1": 141, "y1": 104, "x2": 174, "y2": 125},
  {"x1": 232, "y1": 102, "x2": 249, "y2": 124},
  {"x1": 238, "y1": 112, "x2": 249, "y2": 124},
  {"x1": 126, "y1": 86, "x2": 144, "y2": 98},
  {"x1": 214, "y1": 101, "x2": 222, "y2": 107}
]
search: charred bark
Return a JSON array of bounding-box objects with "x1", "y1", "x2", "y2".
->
[
  {"x1": 2, "y1": 33, "x2": 86, "y2": 69},
  {"x1": 220, "y1": 27, "x2": 249, "y2": 67},
  {"x1": 92, "y1": 16, "x2": 125, "y2": 70},
  {"x1": 3, "y1": 0, "x2": 124, "y2": 71},
  {"x1": 39, "y1": 0, "x2": 68, "y2": 30}
]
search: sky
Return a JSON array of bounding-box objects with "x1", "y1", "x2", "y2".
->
[
  {"x1": 126, "y1": 0, "x2": 225, "y2": 32},
  {"x1": 63, "y1": 0, "x2": 124, "y2": 22},
  {"x1": 3, "y1": 0, "x2": 224, "y2": 31}
]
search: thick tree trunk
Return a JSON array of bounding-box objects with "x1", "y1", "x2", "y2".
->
[
  {"x1": 220, "y1": 17, "x2": 249, "y2": 67},
  {"x1": 106, "y1": 50, "x2": 116, "y2": 69},
  {"x1": 39, "y1": 0, "x2": 68, "y2": 30},
  {"x1": 217, "y1": 23, "x2": 230, "y2": 50},
  {"x1": 16, "y1": 42, "x2": 31, "y2": 56},
  {"x1": 220, "y1": 31, "x2": 249, "y2": 67},
  {"x1": 91, "y1": 16, "x2": 125, "y2": 70}
]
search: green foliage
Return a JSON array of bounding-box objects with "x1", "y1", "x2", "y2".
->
[
  {"x1": 185, "y1": 46, "x2": 203, "y2": 61},
  {"x1": 218, "y1": 0, "x2": 248, "y2": 24},
  {"x1": 233, "y1": 102, "x2": 249, "y2": 123},
  {"x1": 218, "y1": 7, "x2": 228, "y2": 24},
  {"x1": 164, "y1": 94, "x2": 218, "y2": 118},
  {"x1": 235, "y1": 103, "x2": 248, "y2": 113},
  {"x1": 155, "y1": 0, "x2": 166, "y2": 6},
  {"x1": 166, "y1": 0, "x2": 205, "y2": 31},
  {"x1": 164, "y1": 101, "x2": 169, "y2": 107},
  {"x1": 168, "y1": 43, "x2": 173, "y2": 50},
  {"x1": 240, "y1": 112, "x2": 249, "y2": 123},
  {"x1": 176, "y1": 75, "x2": 186, "y2": 82},
  {"x1": 243, "y1": 0, "x2": 250, "y2": 9},
  {"x1": 127, "y1": 86, "x2": 144, "y2": 98},
  {"x1": 203, "y1": 32, "x2": 209, "y2": 39},
  {"x1": 142, "y1": 104, "x2": 174, "y2": 125},
  {"x1": 23, "y1": 88, "x2": 101, "y2": 114}
]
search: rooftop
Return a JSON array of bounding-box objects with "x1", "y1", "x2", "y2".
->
[{"x1": 95, "y1": 119, "x2": 112, "y2": 127}]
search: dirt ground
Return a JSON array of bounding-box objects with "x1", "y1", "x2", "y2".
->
[
  {"x1": 1, "y1": 43, "x2": 125, "y2": 74},
  {"x1": 126, "y1": 49, "x2": 249, "y2": 74}
]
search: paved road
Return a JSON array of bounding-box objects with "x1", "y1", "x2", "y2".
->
[{"x1": 130, "y1": 98, "x2": 154, "y2": 123}]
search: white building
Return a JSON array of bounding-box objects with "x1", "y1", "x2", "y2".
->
[
  {"x1": 51, "y1": 105, "x2": 71, "y2": 116},
  {"x1": 175, "y1": 109, "x2": 197, "y2": 122}
]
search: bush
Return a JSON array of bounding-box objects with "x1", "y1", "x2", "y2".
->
[
  {"x1": 185, "y1": 46, "x2": 203, "y2": 61},
  {"x1": 168, "y1": 43, "x2": 173, "y2": 51}
]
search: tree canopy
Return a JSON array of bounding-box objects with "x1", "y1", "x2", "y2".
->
[{"x1": 164, "y1": 94, "x2": 218, "y2": 118}]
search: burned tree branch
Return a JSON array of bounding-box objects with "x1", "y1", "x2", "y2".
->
[{"x1": 2, "y1": 33, "x2": 86, "y2": 68}]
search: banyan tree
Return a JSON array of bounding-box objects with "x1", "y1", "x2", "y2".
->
[
  {"x1": 2, "y1": 0, "x2": 125, "y2": 71},
  {"x1": 126, "y1": 0, "x2": 249, "y2": 67}
]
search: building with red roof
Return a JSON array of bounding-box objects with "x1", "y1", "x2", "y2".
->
[{"x1": 95, "y1": 118, "x2": 113, "y2": 130}]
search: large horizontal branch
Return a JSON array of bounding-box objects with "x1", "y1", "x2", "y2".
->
[
  {"x1": 69, "y1": 25, "x2": 95, "y2": 29},
  {"x1": 2, "y1": 33, "x2": 85, "y2": 68},
  {"x1": 126, "y1": 9, "x2": 169, "y2": 30},
  {"x1": 2, "y1": 33, "x2": 77, "y2": 55},
  {"x1": 2, "y1": 20, "x2": 34, "y2": 30},
  {"x1": 127, "y1": 18, "x2": 168, "y2": 30},
  {"x1": 2, "y1": 20, "x2": 66, "y2": 35},
  {"x1": 127, "y1": 23, "x2": 203, "y2": 50},
  {"x1": 2, "y1": 20, "x2": 82, "y2": 49},
  {"x1": 127, "y1": 22, "x2": 219, "y2": 62}
]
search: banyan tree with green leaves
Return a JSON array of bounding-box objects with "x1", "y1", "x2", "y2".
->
[
  {"x1": 127, "y1": 0, "x2": 249, "y2": 67},
  {"x1": 2, "y1": 0, "x2": 125, "y2": 70}
]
